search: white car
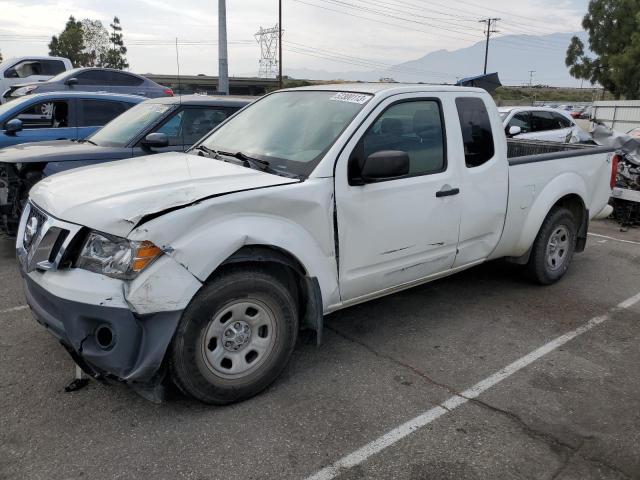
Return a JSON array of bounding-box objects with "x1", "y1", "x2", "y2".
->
[
  {"x1": 18, "y1": 85, "x2": 616, "y2": 404},
  {"x1": 500, "y1": 106, "x2": 591, "y2": 143},
  {"x1": 0, "y1": 56, "x2": 73, "y2": 103}
]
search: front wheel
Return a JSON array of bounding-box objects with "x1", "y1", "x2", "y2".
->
[
  {"x1": 169, "y1": 267, "x2": 298, "y2": 404},
  {"x1": 526, "y1": 207, "x2": 577, "y2": 285}
]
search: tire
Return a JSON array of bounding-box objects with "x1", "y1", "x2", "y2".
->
[
  {"x1": 169, "y1": 267, "x2": 298, "y2": 404},
  {"x1": 526, "y1": 207, "x2": 577, "y2": 285}
]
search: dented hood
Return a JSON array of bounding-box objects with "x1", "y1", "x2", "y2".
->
[{"x1": 30, "y1": 152, "x2": 299, "y2": 237}]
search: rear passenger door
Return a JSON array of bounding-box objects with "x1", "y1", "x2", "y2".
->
[
  {"x1": 335, "y1": 95, "x2": 462, "y2": 301},
  {"x1": 452, "y1": 96, "x2": 508, "y2": 267},
  {"x1": 77, "y1": 99, "x2": 131, "y2": 138}
]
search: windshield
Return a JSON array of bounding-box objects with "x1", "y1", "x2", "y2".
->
[
  {"x1": 88, "y1": 102, "x2": 173, "y2": 147},
  {"x1": 198, "y1": 90, "x2": 371, "y2": 177}
]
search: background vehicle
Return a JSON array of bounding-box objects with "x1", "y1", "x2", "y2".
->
[
  {"x1": 628, "y1": 127, "x2": 640, "y2": 138},
  {"x1": 0, "y1": 56, "x2": 72, "y2": 104},
  {"x1": 0, "y1": 91, "x2": 143, "y2": 149},
  {"x1": 500, "y1": 106, "x2": 591, "y2": 142},
  {"x1": 18, "y1": 85, "x2": 615, "y2": 404},
  {"x1": 0, "y1": 95, "x2": 250, "y2": 235},
  {"x1": 3, "y1": 67, "x2": 173, "y2": 101}
]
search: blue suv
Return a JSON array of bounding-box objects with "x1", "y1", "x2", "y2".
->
[{"x1": 0, "y1": 91, "x2": 144, "y2": 149}]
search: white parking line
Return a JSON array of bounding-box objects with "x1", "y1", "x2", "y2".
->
[
  {"x1": 305, "y1": 292, "x2": 640, "y2": 480},
  {"x1": 588, "y1": 233, "x2": 640, "y2": 246},
  {"x1": 0, "y1": 305, "x2": 28, "y2": 314}
]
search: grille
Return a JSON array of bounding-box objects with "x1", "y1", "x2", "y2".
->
[{"x1": 17, "y1": 203, "x2": 82, "y2": 273}]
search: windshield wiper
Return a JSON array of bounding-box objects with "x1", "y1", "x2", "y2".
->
[
  {"x1": 219, "y1": 150, "x2": 271, "y2": 172},
  {"x1": 78, "y1": 139, "x2": 97, "y2": 146},
  {"x1": 192, "y1": 144, "x2": 220, "y2": 158}
]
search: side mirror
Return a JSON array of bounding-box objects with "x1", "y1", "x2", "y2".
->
[
  {"x1": 361, "y1": 150, "x2": 410, "y2": 182},
  {"x1": 508, "y1": 126, "x2": 522, "y2": 137},
  {"x1": 65, "y1": 77, "x2": 79, "y2": 86},
  {"x1": 142, "y1": 132, "x2": 169, "y2": 149},
  {"x1": 4, "y1": 118, "x2": 23, "y2": 135}
]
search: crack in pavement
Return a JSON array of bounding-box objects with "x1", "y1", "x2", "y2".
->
[{"x1": 326, "y1": 325, "x2": 633, "y2": 479}]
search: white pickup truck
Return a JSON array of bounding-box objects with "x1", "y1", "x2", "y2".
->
[
  {"x1": 18, "y1": 85, "x2": 617, "y2": 404},
  {"x1": 0, "y1": 56, "x2": 73, "y2": 103}
]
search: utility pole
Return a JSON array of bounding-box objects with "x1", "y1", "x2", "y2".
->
[
  {"x1": 218, "y1": 0, "x2": 229, "y2": 95},
  {"x1": 278, "y1": 0, "x2": 283, "y2": 89},
  {"x1": 528, "y1": 70, "x2": 535, "y2": 88},
  {"x1": 479, "y1": 17, "x2": 500, "y2": 75}
]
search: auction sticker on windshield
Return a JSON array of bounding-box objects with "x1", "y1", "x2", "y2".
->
[{"x1": 330, "y1": 92, "x2": 371, "y2": 104}]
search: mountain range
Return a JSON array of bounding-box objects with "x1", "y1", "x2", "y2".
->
[{"x1": 285, "y1": 32, "x2": 590, "y2": 87}]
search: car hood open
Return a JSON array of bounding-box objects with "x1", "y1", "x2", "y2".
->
[{"x1": 30, "y1": 152, "x2": 299, "y2": 237}]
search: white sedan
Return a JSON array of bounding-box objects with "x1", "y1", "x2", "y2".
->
[{"x1": 499, "y1": 106, "x2": 591, "y2": 143}]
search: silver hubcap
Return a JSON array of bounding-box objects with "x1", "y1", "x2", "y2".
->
[
  {"x1": 201, "y1": 300, "x2": 276, "y2": 379},
  {"x1": 546, "y1": 225, "x2": 570, "y2": 271}
]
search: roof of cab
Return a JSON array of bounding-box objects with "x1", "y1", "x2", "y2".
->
[
  {"x1": 142, "y1": 95, "x2": 253, "y2": 107},
  {"x1": 284, "y1": 83, "x2": 486, "y2": 95}
]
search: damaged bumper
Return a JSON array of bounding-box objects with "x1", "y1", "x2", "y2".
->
[{"x1": 22, "y1": 271, "x2": 183, "y2": 383}]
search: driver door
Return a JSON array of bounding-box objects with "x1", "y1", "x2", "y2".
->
[{"x1": 334, "y1": 95, "x2": 462, "y2": 302}]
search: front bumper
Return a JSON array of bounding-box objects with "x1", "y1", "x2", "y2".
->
[{"x1": 22, "y1": 271, "x2": 182, "y2": 384}]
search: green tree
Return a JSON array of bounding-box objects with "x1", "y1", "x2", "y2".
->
[
  {"x1": 100, "y1": 17, "x2": 129, "y2": 69},
  {"x1": 49, "y1": 16, "x2": 90, "y2": 67},
  {"x1": 566, "y1": 0, "x2": 640, "y2": 99}
]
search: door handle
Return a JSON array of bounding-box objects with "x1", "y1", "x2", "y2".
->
[{"x1": 436, "y1": 187, "x2": 460, "y2": 198}]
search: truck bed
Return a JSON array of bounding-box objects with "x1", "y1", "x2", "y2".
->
[{"x1": 507, "y1": 139, "x2": 615, "y2": 166}]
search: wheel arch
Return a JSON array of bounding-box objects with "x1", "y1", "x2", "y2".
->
[{"x1": 208, "y1": 244, "x2": 325, "y2": 344}]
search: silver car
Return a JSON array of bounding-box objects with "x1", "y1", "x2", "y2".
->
[{"x1": 3, "y1": 67, "x2": 173, "y2": 101}]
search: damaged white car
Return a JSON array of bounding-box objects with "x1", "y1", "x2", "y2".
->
[{"x1": 18, "y1": 85, "x2": 617, "y2": 404}]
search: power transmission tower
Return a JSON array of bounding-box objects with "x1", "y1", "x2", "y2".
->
[
  {"x1": 529, "y1": 70, "x2": 536, "y2": 87},
  {"x1": 255, "y1": 25, "x2": 280, "y2": 79},
  {"x1": 479, "y1": 17, "x2": 500, "y2": 75}
]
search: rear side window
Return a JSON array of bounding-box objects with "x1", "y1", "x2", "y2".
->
[
  {"x1": 553, "y1": 112, "x2": 573, "y2": 129},
  {"x1": 109, "y1": 72, "x2": 144, "y2": 86},
  {"x1": 41, "y1": 60, "x2": 66, "y2": 75},
  {"x1": 357, "y1": 100, "x2": 446, "y2": 177},
  {"x1": 455, "y1": 97, "x2": 495, "y2": 168},
  {"x1": 79, "y1": 100, "x2": 129, "y2": 126},
  {"x1": 76, "y1": 71, "x2": 112, "y2": 85},
  {"x1": 530, "y1": 111, "x2": 560, "y2": 132}
]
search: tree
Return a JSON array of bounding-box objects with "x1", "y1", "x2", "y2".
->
[
  {"x1": 100, "y1": 17, "x2": 129, "y2": 70},
  {"x1": 81, "y1": 19, "x2": 110, "y2": 67},
  {"x1": 49, "y1": 16, "x2": 90, "y2": 67},
  {"x1": 566, "y1": 0, "x2": 640, "y2": 99},
  {"x1": 0, "y1": 50, "x2": 3, "y2": 63}
]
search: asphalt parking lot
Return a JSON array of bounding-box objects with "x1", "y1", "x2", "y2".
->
[{"x1": 1, "y1": 219, "x2": 639, "y2": 480}]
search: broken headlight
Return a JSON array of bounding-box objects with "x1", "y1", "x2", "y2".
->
[{"x1": 76, "y1": 231, "x2": 162, "y2": 280}]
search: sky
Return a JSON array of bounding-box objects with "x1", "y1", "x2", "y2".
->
[{"x1": 0, "y1": 0, "x2": 590, "y2": 84}]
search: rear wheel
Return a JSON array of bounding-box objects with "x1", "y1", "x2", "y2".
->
[
  {"x1": 526, "y1": 207, "x2": 577, "y2": 285},
  {"x1": 169, "y1": 267, "x2": 298, "y2": 404}
]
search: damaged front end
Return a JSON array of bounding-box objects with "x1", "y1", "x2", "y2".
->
[
  {"x1": 592, "y1": 124, "x2": 640, "y2": 229},
  {"x1": 0, "y1": 162, "x2": 42, "y2": 237}
]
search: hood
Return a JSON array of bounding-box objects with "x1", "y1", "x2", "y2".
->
[
  {"x1": 30, "y1": 152, "x2": 299, "y2": 237},
  {"x1": 0, "y1": 140, "x2": 127, "y2": 164}
]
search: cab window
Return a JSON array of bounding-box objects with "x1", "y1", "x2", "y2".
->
[
  {"x1": 351, "y1": 100, "x2": 446, "y2": 181},
  {"x1": 508, "y1": 112, "x2": 531, "y2": 133},
  {"x1": 455, "y1": 97, "x2": 495, "y2": 168}
]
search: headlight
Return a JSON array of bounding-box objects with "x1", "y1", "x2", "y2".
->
[
  {"x1": 12, "y1": 85, "x2": 38, "y2": 97},
  {"x1": 76, "y1": 231, "x2": 163, "y2": 279}
]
